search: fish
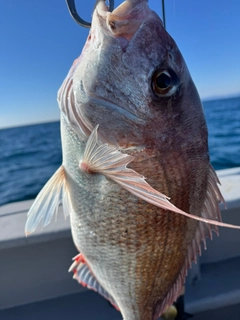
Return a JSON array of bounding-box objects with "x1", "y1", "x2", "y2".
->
[{"x1": 25, "y1": 0, "x2": 240, "y2": 319}]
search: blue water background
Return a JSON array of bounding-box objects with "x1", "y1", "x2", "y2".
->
[{"x1": 0, "y1": 96, "x2": 239, "y2": 206}]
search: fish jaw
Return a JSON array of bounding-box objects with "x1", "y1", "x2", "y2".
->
[{"x1": 95, "y1": 0, "x2": 151, "y2": 42}]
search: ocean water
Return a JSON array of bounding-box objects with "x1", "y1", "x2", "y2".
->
[{"x1": 0, "y1": 96, "x2": 239, "y2": 206}]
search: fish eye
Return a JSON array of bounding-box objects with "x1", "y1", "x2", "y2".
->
[{"x1": 152, "y1": 68, "x2": 179, "y2": 96}]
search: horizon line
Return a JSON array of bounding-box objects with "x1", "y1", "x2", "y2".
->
[
  {"x1": 0, "y1": 118, "x2": 60, "y2": 130},
  {"x1": 1, "y1": 93, "x2": 239, "y2": 130}
]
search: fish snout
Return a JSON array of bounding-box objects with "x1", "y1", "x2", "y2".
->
[{"x1": 95, "y1": 0, "x2": 150, "y2": 41}]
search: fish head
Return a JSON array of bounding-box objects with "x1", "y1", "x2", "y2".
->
[{"x1": 60, "y1": 0, "x2": 207, "y2": 154}]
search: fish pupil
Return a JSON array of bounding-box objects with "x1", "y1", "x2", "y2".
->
[
  {"x1": 156, "y1": 72, "x2": 171, "y2": 89},
  {"x1": 152, "y1": 68, "x2": 179, "y2": 96}
]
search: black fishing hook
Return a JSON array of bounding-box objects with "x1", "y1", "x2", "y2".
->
[
  {"x1": 162, "y1": 0, "x2": 166, "y2": 29},
  {"x1": 65, "y1": 0, "x2": 115, "y2": 28},
  {"x1": 65, "y1": 0, "x2": 166, "y2": 30}
]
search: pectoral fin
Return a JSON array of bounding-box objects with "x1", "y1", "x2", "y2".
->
[
  {"x1": 80, "y1": 126, "x2": 240, "y2": 230},
  {"x1": 25, "y1": 166, "x2": 71, "y2": 235}
]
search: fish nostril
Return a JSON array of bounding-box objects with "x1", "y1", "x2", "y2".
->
[{"x1": 109, "y1": 20, "x2": 116, "y2": 30}]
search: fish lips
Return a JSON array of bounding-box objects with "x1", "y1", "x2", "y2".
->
[{"x1": 93, "y1": 0, "x2": 153, "y2": 48}]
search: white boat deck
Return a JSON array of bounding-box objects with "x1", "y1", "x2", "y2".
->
[{"x1": 0, "y1": 167, "x2": 240, "y2": 319}]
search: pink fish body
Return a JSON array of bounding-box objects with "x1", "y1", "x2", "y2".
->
[{"x1": 25, "y1": 1, "x2": 240, "y2": 319}]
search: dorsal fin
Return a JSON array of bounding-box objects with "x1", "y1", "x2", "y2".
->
[{"x1": 154, "y1": 165, "x2": 225, "y2": 318}]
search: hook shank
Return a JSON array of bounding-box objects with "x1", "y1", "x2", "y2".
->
[{"x1": 65, "y1": 0, "x2": 115, "y2": 28}]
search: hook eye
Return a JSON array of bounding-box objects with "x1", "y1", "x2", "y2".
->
[{"x1": 65, "y1": 0, "x2": 115, "y2": 28}]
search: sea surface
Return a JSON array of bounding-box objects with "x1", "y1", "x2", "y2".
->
[{"x1": 0, "y1": 96, "x2": 239, "y2": 206}]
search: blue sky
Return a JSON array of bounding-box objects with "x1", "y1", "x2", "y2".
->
[{"x1": 0, "y1": 0, "x2": 240, "y2": 128}]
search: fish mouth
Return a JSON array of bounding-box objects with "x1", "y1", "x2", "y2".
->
[
  {"x1": 94, "y1": 0, "x2": 151, "y2": 42},
  {"x1": 88, "y1": 95, "x2": 145, "y2": 122}
]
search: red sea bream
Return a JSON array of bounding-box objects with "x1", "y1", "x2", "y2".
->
[{"x1": 25, "y1": 0, "x2": 240, "y2": 319}]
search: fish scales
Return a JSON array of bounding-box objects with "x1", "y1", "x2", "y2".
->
[
  {"x1": 62, "y1": 115, "x2": 200, "y2": 319},
  {"x1": 25, "y1": 0, "x2": 240, "y2": 319}
]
